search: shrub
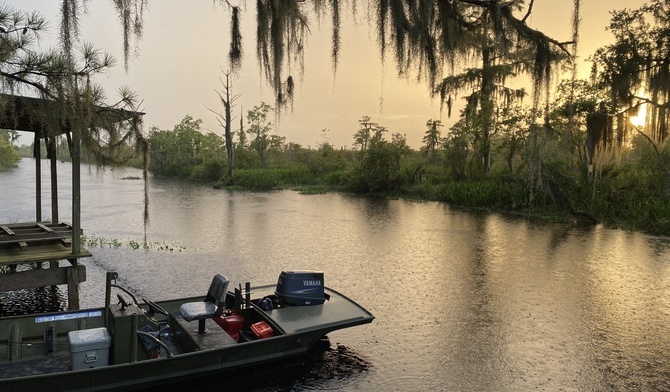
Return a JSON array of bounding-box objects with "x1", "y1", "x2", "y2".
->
[
  {"x1": 234, "y1": 169, "x2": 279, "y2": 190},
  {"x1": 190, "y1": 159, "x2": 226, "y2": 182}
]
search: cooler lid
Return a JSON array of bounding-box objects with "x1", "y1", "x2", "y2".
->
[{"x1": 68, "y1": 327, "x2": 111, "y2": 348}]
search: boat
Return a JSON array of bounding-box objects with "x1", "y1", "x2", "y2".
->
[{"x1": 0, "y1": 270, "x2": 375, "y2": 391}]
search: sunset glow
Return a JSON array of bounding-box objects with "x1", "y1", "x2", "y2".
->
[
  {"x1": 630, "y1": 104, "x2": 647, "y2": 127},
  {"x1": 4, "y1": 0, "x2": 647, "y2": 149}
]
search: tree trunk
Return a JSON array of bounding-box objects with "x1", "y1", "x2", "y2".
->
[
  {"x1": 222, "y1": 73, "x2": 234, "y2": 183},
  {"x1": 543, "y1": 166, "x2": 599, "y2": 224},
  {"x1": 224, "y1": 98, "x2": 234, "y2": 182},
  {"x1": 480, "y1": 47, "x2": 494, "y2": 176}
]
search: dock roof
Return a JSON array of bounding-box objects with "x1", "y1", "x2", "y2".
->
[{"x1": 0, "y1": 93, "x2": 144, "y2": 137}]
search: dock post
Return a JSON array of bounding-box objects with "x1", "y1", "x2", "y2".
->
[
  {"x1": 67, "y1": 259, "x2": 80, "y2": 310},
  {"x1": 34, "y1": 134, "x2": 41, "y2": 222}
]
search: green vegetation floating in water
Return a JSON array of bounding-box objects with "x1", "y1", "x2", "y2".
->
[
  {"x1": 122, "y1": 176, "x2": 141, "y2": 180},
  {"x1": 81, "y1": 235, "x2": 185, "y2": 252}
]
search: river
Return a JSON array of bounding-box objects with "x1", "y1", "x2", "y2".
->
[{"x1": 2, "y1": 159, "x2": 670, "y2": 391}]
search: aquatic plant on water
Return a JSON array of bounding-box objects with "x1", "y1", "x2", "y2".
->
[{"x1": 80, "y1": 235, "x2": 185, "y2": 252}]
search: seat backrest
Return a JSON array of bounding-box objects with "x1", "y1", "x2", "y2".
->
[{"x1": 204, "y1": 274, "x2": 229, "y2": 308}]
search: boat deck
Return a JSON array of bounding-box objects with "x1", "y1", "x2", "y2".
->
[
  {"x1": 254, "y1": 285, "x2": 375, "y2": 334},
  {"x1": 170, "y1": 312, "x2": 237, "y2": 352}
]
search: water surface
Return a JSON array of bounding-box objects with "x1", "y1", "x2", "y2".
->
[{"x1": 2, "y1": 159, "x2": 670, "y2": 391}]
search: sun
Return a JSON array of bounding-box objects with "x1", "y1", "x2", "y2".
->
[{"x1": 630, "y1": 104, "x2": 647, "y2": 127}]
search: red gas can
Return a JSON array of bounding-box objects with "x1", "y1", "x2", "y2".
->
[{"x1": 214, "y1": 310, "x2": 245, "y2": 341}]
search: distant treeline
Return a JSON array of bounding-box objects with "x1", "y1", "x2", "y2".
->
[
  {"x1": 143, "y1": 107, "x2": 670, "y2": 235},
  {"x1": 9, "y1": 101, "x2": 670, "y2": 236},
  {"x1": 8, "y1": 102, "x2": 670, "y2": 236}
]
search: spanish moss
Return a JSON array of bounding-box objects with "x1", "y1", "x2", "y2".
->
[
  {"x1": 330, "y1": 0, "x2": 340, "y2": 75},
  {"x1": 256, "y1": 0, "x2": 309, "y2": 111},
  {"x1": 229, "y1": 6, "x2": 243, "y2": 72},
  {"x1": 111, "y1": 0, "x2": 148, "y2": 71},
  {"x1": 59, "y1": 0, "x2": 80, "y2": 64}
]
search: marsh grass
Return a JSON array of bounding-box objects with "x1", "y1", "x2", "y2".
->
[
  {"x1": 232, "y1": 165, "x2": 322, "y2": 190},
  {"x1": 81, "y1": 234, "x2": 185, "y2": 252}
]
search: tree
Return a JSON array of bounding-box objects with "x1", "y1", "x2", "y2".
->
[
  {"x1": 0, "y1": 4, "x2": 145, "y2": 164},
  {"x1": 589, "y1": 0, "x2": 670, "y2": 193},
  {"x1": 267, "y1": 133, "x2": 286, "y2": 165},
  {"x1": 591, "y1": 1, "x2": 669, "y2": 142},
  {"x1": 353, "y1": 115, "x2": 377, "y2": 152},
  {"x1": 246, "y1": 102, "x2": 274, "y2": 165},
  {"x1": 268, "y1": 134, "x2": 286, "y2": 152},
  {"x1": 148, "y1": 115, "x2": 225, "y2": 178},
  {"x1": 423, "y1": 119, "x2": 442, "y2": 158},
  {"x1": 0, "y1": 2, "x2": 150, "y2": 232},
  {"x1": 318, "y1": 128, "x2": 331, "y2": 151},
  {"x1": 173, "y1": 115, "x2": 205, "y2": 166},
  {"x1": 443, "y1": 119, "x2": 473, "y2": 180},
  {"x1": 0, "y1": 6, "x2": 53, "y2": 95},
  {"x1": 432, "y1": 0, "x2": 567, "y2": 177},
  {"x1": 350, "y1": 117, "x2": 410, "y2": 193},
  {"x1": 44, "y1": 0, "x2": 583, "y2": 213},
  {"x1": 437, "y1": 61, "x2": 527, "y2": 176},
  {"x1": 496, "y1": 104, "x2": 530, "y2": 173},
  {"x1": 208, "y1": 70, "x2": 240, "y2": 183},
  {"x1": 549, "y1": 79, "x2": 603, "y2": 168},
  {"x1": 237, "y1": 106, "x2": 247, "y2": 147},
  {"x1": 0, "y1": 130, "x2": 20, "y2": 170}
]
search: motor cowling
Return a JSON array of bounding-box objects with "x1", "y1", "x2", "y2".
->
[{"x1": 275, "y1": 270, "x2": 325, "y2": 306}]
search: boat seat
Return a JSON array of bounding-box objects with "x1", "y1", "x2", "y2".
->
[{"x1": 179, "y1": 274, "x2": 229, "y2": 334}]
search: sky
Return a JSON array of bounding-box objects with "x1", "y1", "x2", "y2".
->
[{"x1": 10, "y1": 0, "x2": 646, "y2": 149}]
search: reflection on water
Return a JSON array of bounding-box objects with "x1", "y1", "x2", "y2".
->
[
  {"x1": 2, "y1": 159, "x2": 670, "y2": 390},
  {"x1": 161, "y1": 339, "x2": 371, "y2": 392},
  {"x1": 0, "y1": 287, "x2": 65, "y2": 316}
]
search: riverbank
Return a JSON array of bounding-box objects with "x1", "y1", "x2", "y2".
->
[
  {"x1": 204, "y1": 167, "x2": 669, "y2": 237},
  {"x1": 21, "y1": 146, "x2": 669, "y2": 236}
]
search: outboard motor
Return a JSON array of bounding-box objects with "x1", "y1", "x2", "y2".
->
[{"x1": 275, "y1": 270, "x2": 325, "y2": 306}]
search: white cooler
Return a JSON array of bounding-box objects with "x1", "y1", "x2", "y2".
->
[{"x1": 68, "y1": 327, "x2": 111, "y2": 370}]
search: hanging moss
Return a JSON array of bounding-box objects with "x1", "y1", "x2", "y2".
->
[
  {"x1": 585, "y1": 104, "x2": 612, "y2": 163},
  {"x1": 110, "y1": 0, "x2": 147, "y2": 71},
  {"x1": 255, "y1": 0, "x2": 311, "y2": 111},
  {"x1": 330, "y1": 0, "x2": 341, "y2": 75},
  {"x1": 229, "y1": 6, "x2": 243, "y2": 72}
]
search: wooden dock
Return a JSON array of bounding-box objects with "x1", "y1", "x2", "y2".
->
[
  {"x1": 0, "y1": 222, "x2": 89, "y2": 309},
  {"x1": 0, "y1": 93, "x2": 144, "y2": 312}
]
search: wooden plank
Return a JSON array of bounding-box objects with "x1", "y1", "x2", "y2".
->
[
  {"x1": 18, "y1": 242, "x2": 27, "y2": 251},
  {"x1": 60, "y1": 238, "x2": 72, "y2": 248},
  {"x1": 36, "y1": 223, "x2": 55, "y2": 233},
  {"x1": 0, "y1": 265, "x2": 86, "y2": 292},
  {"x1": 0, "y1": 233, "x2": 70, "y2": 245},
  {"x1": 0, "y1": 244, "x2": 91, "y2": 265},
  {"x1": 1, "y1": 222, "x2": 51, "y2": 230},
  {"x1": 0, "y1": 226, "x2": 15, "y2": 236},
  {"x1": 0, "y1": 222, "x2": 77, "y2": 236},
  {"x1": 8, "y1": 228, "x2": 71, "y2": 236}
]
